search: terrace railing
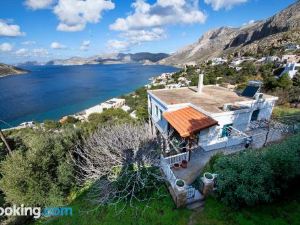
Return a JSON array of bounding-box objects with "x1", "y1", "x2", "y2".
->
[
  {"x1": 160, "y1": 155, "x2": 177, "y2": 187},
  {"x1": 164, "y1": 151, "x2": 189, "y2": 165}
]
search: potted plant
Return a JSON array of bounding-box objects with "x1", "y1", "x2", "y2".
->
[
  {"x1": 173, "y1": 163, "x2": 180, "y2": 170},
  {"x1": 181, "y1": 159, "x2": 188, "y2": 168},
  {"x1": 175, "y1": 179, "x2": 185, "y2": 190},
  {"x1": 203, "y1": 172, "x2": 214, "y2": 184}
]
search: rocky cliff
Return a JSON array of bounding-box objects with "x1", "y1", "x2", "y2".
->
[{"x1": 160, "y1": 1, "x2": 300, "y2": 66}]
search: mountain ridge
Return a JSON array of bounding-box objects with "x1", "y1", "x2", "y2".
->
[
  {"x1": 160, "y1": 1, "x2": 300, "y2": 66},
  {"x1": 45, "y1": 52, "x2": 170, "y2": 66}
]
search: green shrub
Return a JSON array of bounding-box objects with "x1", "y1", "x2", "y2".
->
[
  {"x1": 0, "y1": 129, "x2": 79, "y2": 207},
  {"x1": 212, "y1": 134, "x2": 300, "y2": 208},
  {"x1": 43, "y1": 120, "x2": 61, "y2": 130},
  {"x1": 214, "y1": 151, "x2": 276, "y2": 208}
]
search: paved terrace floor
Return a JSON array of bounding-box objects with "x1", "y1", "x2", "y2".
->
[{"x1": 172, "y1": 128, "x2": 284, "y2": 185}]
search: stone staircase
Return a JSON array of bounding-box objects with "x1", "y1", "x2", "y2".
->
[{"x1": 186, "y1": 189, "x2": 205, "y2": 210}]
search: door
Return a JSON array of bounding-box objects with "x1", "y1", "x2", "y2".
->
[{"x1": 251, "y1": 109, "x2": 260, "y2": 121}]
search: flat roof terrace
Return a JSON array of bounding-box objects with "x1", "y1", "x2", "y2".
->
[{"x1": 148, "y1": 85, "x2": 275, "y2": 114}]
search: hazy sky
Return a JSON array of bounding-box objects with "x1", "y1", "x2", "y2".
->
[{"x1": 0, "y1": 0, "x2": 296, "y2": 64}]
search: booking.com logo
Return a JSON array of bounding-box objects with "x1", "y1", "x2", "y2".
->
[{"x1": 0, "y1": 205, "x2": 72, "y2": 218}]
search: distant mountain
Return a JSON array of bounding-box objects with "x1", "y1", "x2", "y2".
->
[
  {"x1": 16, "y1": 61, "x2": 45, "y2": 67},
  {"x1": 0, "y1": 63, "x2": 28, "y2": 77},
  {"x1": 47, "y1": 52, "x2": 170, "y2": 66},
  {"x1": 160, "y1": 1, "x2": 300, "y2": 66}
]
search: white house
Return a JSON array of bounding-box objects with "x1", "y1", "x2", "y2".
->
[
  {"x1": 280, "y1": 63, "x2": 300, "y2": 79},
  {"x1": 83, "y1": 98, "x2": 126, "y2": 118},
  {"x1": 148, "y1": 75, "x2": 278, "y2": 152},
  {"x1": 211, "y1": 57, "x2": 227, "y2": 66},
  {"x1": 101, "y1": 98, "x2": 125, "y2": 109}
]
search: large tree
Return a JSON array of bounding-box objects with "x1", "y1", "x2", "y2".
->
[{"x1": 73, "y1": 123, "x2": 163, "y2": 209}]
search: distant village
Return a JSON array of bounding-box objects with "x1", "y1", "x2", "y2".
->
[{"x1": 149, "y1": 45, "x2": 299, "y2": 88}]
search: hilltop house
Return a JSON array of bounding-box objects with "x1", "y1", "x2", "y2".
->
[
  {"x1": 148, "y1": 75, "x2": 278, "y2": 152},
  {"x1": 280, "y1": 63, "x2": 300, "y2": 79},
  {"x1": 148, "y1": 75, "x2": 278, "y2": 207}
]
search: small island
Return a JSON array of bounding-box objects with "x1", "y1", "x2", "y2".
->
[{"x1": 0, "y1": 63, "x2": 28, "y2": 78}]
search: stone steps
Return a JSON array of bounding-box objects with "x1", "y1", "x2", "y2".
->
[
  {"x1": 187, "y1": 200, "x2": 205, "y2": 210},
  {"x1": 186, "y1": 190, "x2": 205, "y2": 210}
]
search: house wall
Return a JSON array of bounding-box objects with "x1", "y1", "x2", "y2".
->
[
  {"x1": 148, "y1": 95, "x2": 168, "y2": 134},
  {"x1": 199, "y1": 98, "x2": 276, "y2": 151}
]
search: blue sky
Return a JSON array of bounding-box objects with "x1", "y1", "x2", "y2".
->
[{"x1": 0, "y1": 0, "x2": 296, "y2": 64}]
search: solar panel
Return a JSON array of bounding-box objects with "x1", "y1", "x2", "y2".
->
[{"x1": 241, "y1": 85, "x2": 260, "y2": 97}]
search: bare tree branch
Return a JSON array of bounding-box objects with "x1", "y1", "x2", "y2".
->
[{"x1": 72, "y1": 122, "x2": 165, "y2": 211}]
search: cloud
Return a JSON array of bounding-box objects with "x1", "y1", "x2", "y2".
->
[
  {"x1": 204, "y1": 0, "x2": 248, "y2": 10},
  {"x1": 22, "y1": 41, "x2": 36, "y2": 45},
  {"x1": 80, "y1": 40, "x2": 90, "y2": 51},
  {"x1": 122, "y1": 28, "x2": 166, "y2": 43},
  {"x1": 107, "y1": 28, "x2": 166, "y2": 52},
  {"x1": 32, "y1": 48, "x2": 49, "y2": 57},
  {"x1": 107, "y1": 40, "x2": 130, "y2": 52},
  {"x1": 109, "y1": 0, "x2": 205, "y2": 51},
  {"x1": 110, "y1": 0, "x2": 206, "y2": 31},
  {"x1": 15, "y1": 48, "x2": 29, "y2": 57},
  {"x1": 25, "y1": 0, "x2": 55, "y2": 10},
  {"x1": 0, "y1": 43, "x2": 13, "y2": 52},
  {"x1": 54, "y1": 0, "x2": 115, "y2": 32},
  {"x1": 51, "y1": 41, "x2": 67, "y2": 49},
  {"x1": 0, "y1": 21, "x2": 25, "y2": 37},
  {"x1": 15, "y1": 48, "x2": 49, "y2": 57}
]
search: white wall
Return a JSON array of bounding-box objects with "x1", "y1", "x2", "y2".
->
[{"x1": 199, "y1": 99, "x2": 276, "y2": 151}]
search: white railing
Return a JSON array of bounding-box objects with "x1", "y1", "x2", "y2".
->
[
  {"x1": 160, "y1": 156, "x2": 177, "y2": 187},
  {"x1": 164, "y1": 151, "x2": 189, "y2": 165}
]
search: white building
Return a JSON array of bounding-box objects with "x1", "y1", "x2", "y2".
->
[
  {"x1": 83, "y1": 98, "x2": 126, "y2": 118},
  {"x1": 285, "y1": 43, "x2": 300, "y2": 51},
  {"x1": 148, "y1": 76, "x2": 278, "y2": 152},
  {"x1": 166, "y1": 83, "x2": 182, "y2": 89},
  {"x1": 265, "y1": 56, "x2": 280, "y2": 62},
  {"x1": 211, "y1": 57, "x2": 228, "y2": 66},
  {"x1": 85, "y1": 104, "x2": 104, "y2": 116},
  {"x1": 101, "y1": 98, "x2": 125, "y2": 109},
  {"x1": 280, "y1": 63, "x2": 300, "y2": 79}
]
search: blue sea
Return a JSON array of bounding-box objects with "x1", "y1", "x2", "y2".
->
[{"x1": 0, "y1": 64, "x2": 178, "y2": 128}]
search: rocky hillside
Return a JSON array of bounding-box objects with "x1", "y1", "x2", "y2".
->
[
  {"x1": 47, "y1": 52, "x2": 169, "y2": 66},
  {"x1": 160, "y1": 1, "x2": 300, "y2": 66},
  {"x1": 0, "y1": 63, "x2": 28, "y2": 77}
]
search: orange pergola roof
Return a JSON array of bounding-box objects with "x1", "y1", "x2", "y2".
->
[{"x1": 163, "y1": 106, "x2": 218, "y2": 138}]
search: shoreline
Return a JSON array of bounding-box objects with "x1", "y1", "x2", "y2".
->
[
  {"x1": 0, "y1": 71, "x2": 28, "y2": 78},
  {"x1": 2, "y1": 68, "x2": 178, "y2": 130}
]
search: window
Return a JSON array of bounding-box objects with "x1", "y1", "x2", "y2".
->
[
  {"x1": 221, "y1": 124, "x2": 233, "y2": 138},
  {"x1": 158, "y1": 109, "x2": 162, "y2": 120},
  {"x1": 155, "y1": 105, "x2": 159, "y2": 117},
  {"x1": 251, "y1": 109, "x2": 260, "y2": 121}
]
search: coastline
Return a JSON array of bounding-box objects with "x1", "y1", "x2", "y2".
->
[
  {"x1": 1, "y1": 65, "x2": 179, "y2": 129},
  {"x1": 0, "y1": 71, "x2": 28, "y2": 78}
]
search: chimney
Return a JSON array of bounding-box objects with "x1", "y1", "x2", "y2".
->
[{"x1": 198, "y1": 73, "x2": 204, "y2": 94}]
